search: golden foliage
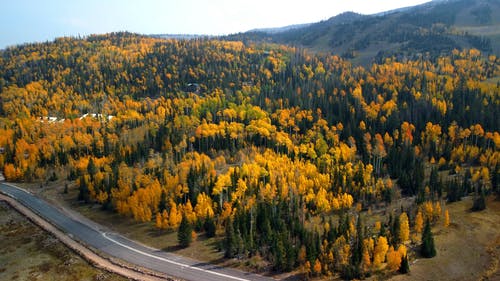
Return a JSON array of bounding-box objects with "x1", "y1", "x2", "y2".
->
[
  {"x1": 386, "y1": 246, "x2": 402, "y2": 271},
  {"x1": 373, "y1": 236, "x2": 389, "y2": 268},
  {"x1": 399, "y1": 212, "x2": 410, "y2": 242}
]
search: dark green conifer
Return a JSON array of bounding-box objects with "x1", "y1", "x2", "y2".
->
[
  {"x1": 178, "y1": 215, "x2": 192, "y2": 248},
  {"x1": 472, "y1": 190, "x2": 486, "y2": 211},
  {"x1": 224, "y1": 217, "x2": 235, "y2": 258},
  {"x1": 158, "y1": 190, "x2": 167, "y2": 212},
  {"x1": 204, "y1": 214, "x2": 216, "y2": 238},
  {"x1": 399, "y1": 254, "x2": 410, "y2": 273},
  {"x1": 421, "y1": 219, "x2": 436, "y2": 258}
]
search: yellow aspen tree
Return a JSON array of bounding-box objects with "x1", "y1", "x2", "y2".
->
[
  {"x1": 349, "y1": 218, "x2": 356, "y2": 238},
  {"x1": 433, "y1": 201, "x2": 441, "y2": 221},
  {"x1": 304, "y1": 261, "x2": 311, "y2": 279},
  {"x1": 397, "y1": 244, "x2": 407, "y2": 257},
  {"x1": 155, "y1": 211, "x2": 168, "y2": 230},
  {"x1": 373, "y1": 236, "x2": 389, "y2": 268},
  {"x1": 96, "y1": 190, "x2": 109, "y2": 204},
  {"x1": 220, "y1": 202, "x2": 233, "y2": 222},
  {"x1": 423, "y1": 201, "x2": 434, "y2": 221},
  {"x1": 362, "y1": 247, "x2": 372, "y2": 273},
  {"x1": 183, "y1": 200, "x2": 197, "y2": 223},
  {"x1": 334, "y1": 236, "x2": 350, "y2": 267},
  {"x1": 356, "y1": 202, "x2": 362, "y2": 212},
  {"x1": 313, "y1": 259, "x2": 322, "y2": 276},
  {"x1": 298, "y1": 245, "x2": 307, "y2": 265},
  {"x1": 399, "y1": 212, "x2": 410, "y2": 242},
  {"x1": 386, "y1": 246, "x2": 402, "y2": 271},
  {"x1": 342, "y1": 243, "x2": 351, "y2": 266},
  {"x1": 326, "y1": 251, "x2": 335, "y2": 276},
  {"x1": 233, "y1": 178, "x2": 248, "y2": 202},
  {"x1": 361, "y1": 238, "x2": 373, "y2": 274},
  {"x1": 3, "y1": 164, "x2": 20, "y2": 181},
  {"x1": 168, "y1": 201, "x2": 181, "y2": 228},
  {"x1": 195, "y1": 192, "x2": 214, "y2": 218},
  {"x1": 443, "y1": 209, "x2": 450, "y2": 227},
  {"x1": 155, "y1": 212, "x2": 163, "y2": 229},
  {"x1": 415, "y1": 210, "x2": 424, "y2": 234},
  {"x1": 161, "y1": 209, "x2": 168, "y2": 229}
]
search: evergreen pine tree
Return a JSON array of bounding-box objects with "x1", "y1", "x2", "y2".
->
[
  {"x1": 421, "y1": 219, "x2": 436, "y2": 258},
  {"x1": 158, "y1": 190, "x2": 167, "y2": 212},
  {"x1": 352, "y1": 215, "x2": 363, "y2": 266},
  {"x1": 399, "y1": 254, "x2": 410, "y2": 274},
  {"x1": 87, "y1": 157, "x2": 97, "y2": 178},
  {"x1": 224, "y1": 217, "x2": 235, "y2": 258},
  {"x1": 379, "y1": 222, "x2": 387, "y2": 237},
  {"x1": 78, "y1": 177, "x2": 90, "y2": 203},
  {"x1": 472, "y1": 189, "x2": 486, "y2": 211},
  {"x1": 429, "y1": 167, "x2": 439, "y2": 199},
  {"x1": 235, "y1": 229, "x2": 245, "y2": 258},
  {"x1": 285, "y1": 239, "x2": 297, "y2": 271},
  {"x1": 204, "y1": 213, "x2": 216, "y2": 238},
  {"x1": 178, "y1": 215, "x2": 192, "y2": 248},
  {"x1": 272, "y1": 235, "x2": 286, "y2": 271},
  {"x1": 327, "y1": 217, "x2": 337, "y2": 243},
  {"x1": 392, "y1": 214, "x2": 401, "y2": 246}
]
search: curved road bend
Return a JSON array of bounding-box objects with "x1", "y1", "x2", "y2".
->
[{"x1": 0, "y1": 183, "x2": 273, "y2": 281}]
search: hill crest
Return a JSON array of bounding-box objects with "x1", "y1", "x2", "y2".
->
[{"x1": 225, "y1": 0, "x2": 500, "y2": 65}]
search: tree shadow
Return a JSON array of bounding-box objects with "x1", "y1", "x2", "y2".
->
[
  {"x1": 162, "y1": 244, "x2": 184, "y2": 252},
  {"x1": 147, "y1": 228, "x2": 173, "y2": 238}
]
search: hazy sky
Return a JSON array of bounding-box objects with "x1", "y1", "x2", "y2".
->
[{"x1": 1, "y1": 0, "x2": 430, "y2": 49}]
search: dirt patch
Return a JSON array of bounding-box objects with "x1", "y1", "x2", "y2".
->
[
  {"x1": 389, "y1": 196, "x2": 500, "y2": 281},
  {"x1": 0, "y1": 201, "x2": 128, "y2": 281}
]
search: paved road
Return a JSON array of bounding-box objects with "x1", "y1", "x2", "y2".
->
[{"x1": 0, "y1": 182, "x2": 273, "y2": 281}]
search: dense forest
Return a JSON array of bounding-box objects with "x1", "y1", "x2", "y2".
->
[{"x1": 0, "y1": 32, "x2": 499, "y2": 279}]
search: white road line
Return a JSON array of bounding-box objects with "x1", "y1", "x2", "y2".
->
[
  {"x1": 102, "y1": 233, "x2": 250, "y2": 281},
  {"x1": 2, "y1": 183, "x2": 33, "y2": 194},
  {"x1": 1, "y1": 183, "x2": 254, "y2": 281}
]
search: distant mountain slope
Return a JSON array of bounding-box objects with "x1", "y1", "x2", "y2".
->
[
  {"x1": 247, "y1": 23, "x2": 313, "y2": 34},
  {"x1": 225, "y1": 0, "x2": 500, "y2": 65}
]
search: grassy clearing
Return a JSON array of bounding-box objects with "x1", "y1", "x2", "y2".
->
[
  {"x1": 389, "y1": 196, "x2": 500, "y2": 281},
  {"x1": 0, "y1": 201, "x2": 128, "y2": 281}
]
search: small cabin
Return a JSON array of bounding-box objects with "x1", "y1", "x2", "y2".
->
[{"x1": 186, "y1": 83, "x2": 201, "y2": 94}]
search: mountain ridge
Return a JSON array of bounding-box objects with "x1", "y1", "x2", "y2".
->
[{"x1": 224, "y1": 0, "x2": 500, "y2": 65}]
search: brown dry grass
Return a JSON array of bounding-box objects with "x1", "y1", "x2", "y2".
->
[
  {"x1": 0, "y1": 201, "x2": 128, "y2": 281},
  {"x1": 389, "y1": 196, "x2": 500, "y2": 281}
]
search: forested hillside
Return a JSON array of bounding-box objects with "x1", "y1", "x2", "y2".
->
[
  {"x1": 0, "y1": 32, "x2": 499, "y2": 279},
  {"x1": 227, "y1": 0, "x2": 500, "y2": 65}
]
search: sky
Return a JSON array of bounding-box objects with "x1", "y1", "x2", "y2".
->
[{"x1": 1, "y1": 0, "x2": 430, "y2": 49}]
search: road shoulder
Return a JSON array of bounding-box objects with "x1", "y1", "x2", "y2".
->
[{"x1": 0, "y1": 193, "x2": 173, "y2": 281}]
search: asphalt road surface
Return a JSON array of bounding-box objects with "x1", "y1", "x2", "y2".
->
[{"x1": 0, "y1": 182, "x2": 273, "y2": 281}]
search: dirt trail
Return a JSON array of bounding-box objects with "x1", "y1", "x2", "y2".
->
[{"x1": 0, "y1": 194, "x2": 173, "y2": 281}]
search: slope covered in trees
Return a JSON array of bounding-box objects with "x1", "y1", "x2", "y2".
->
[
  {"x1": 226, "y1": 0, "x2": 500, "y2": 65},
  {"x1": 0, "y1": 32, "x2": 499, "y2": 279}
]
